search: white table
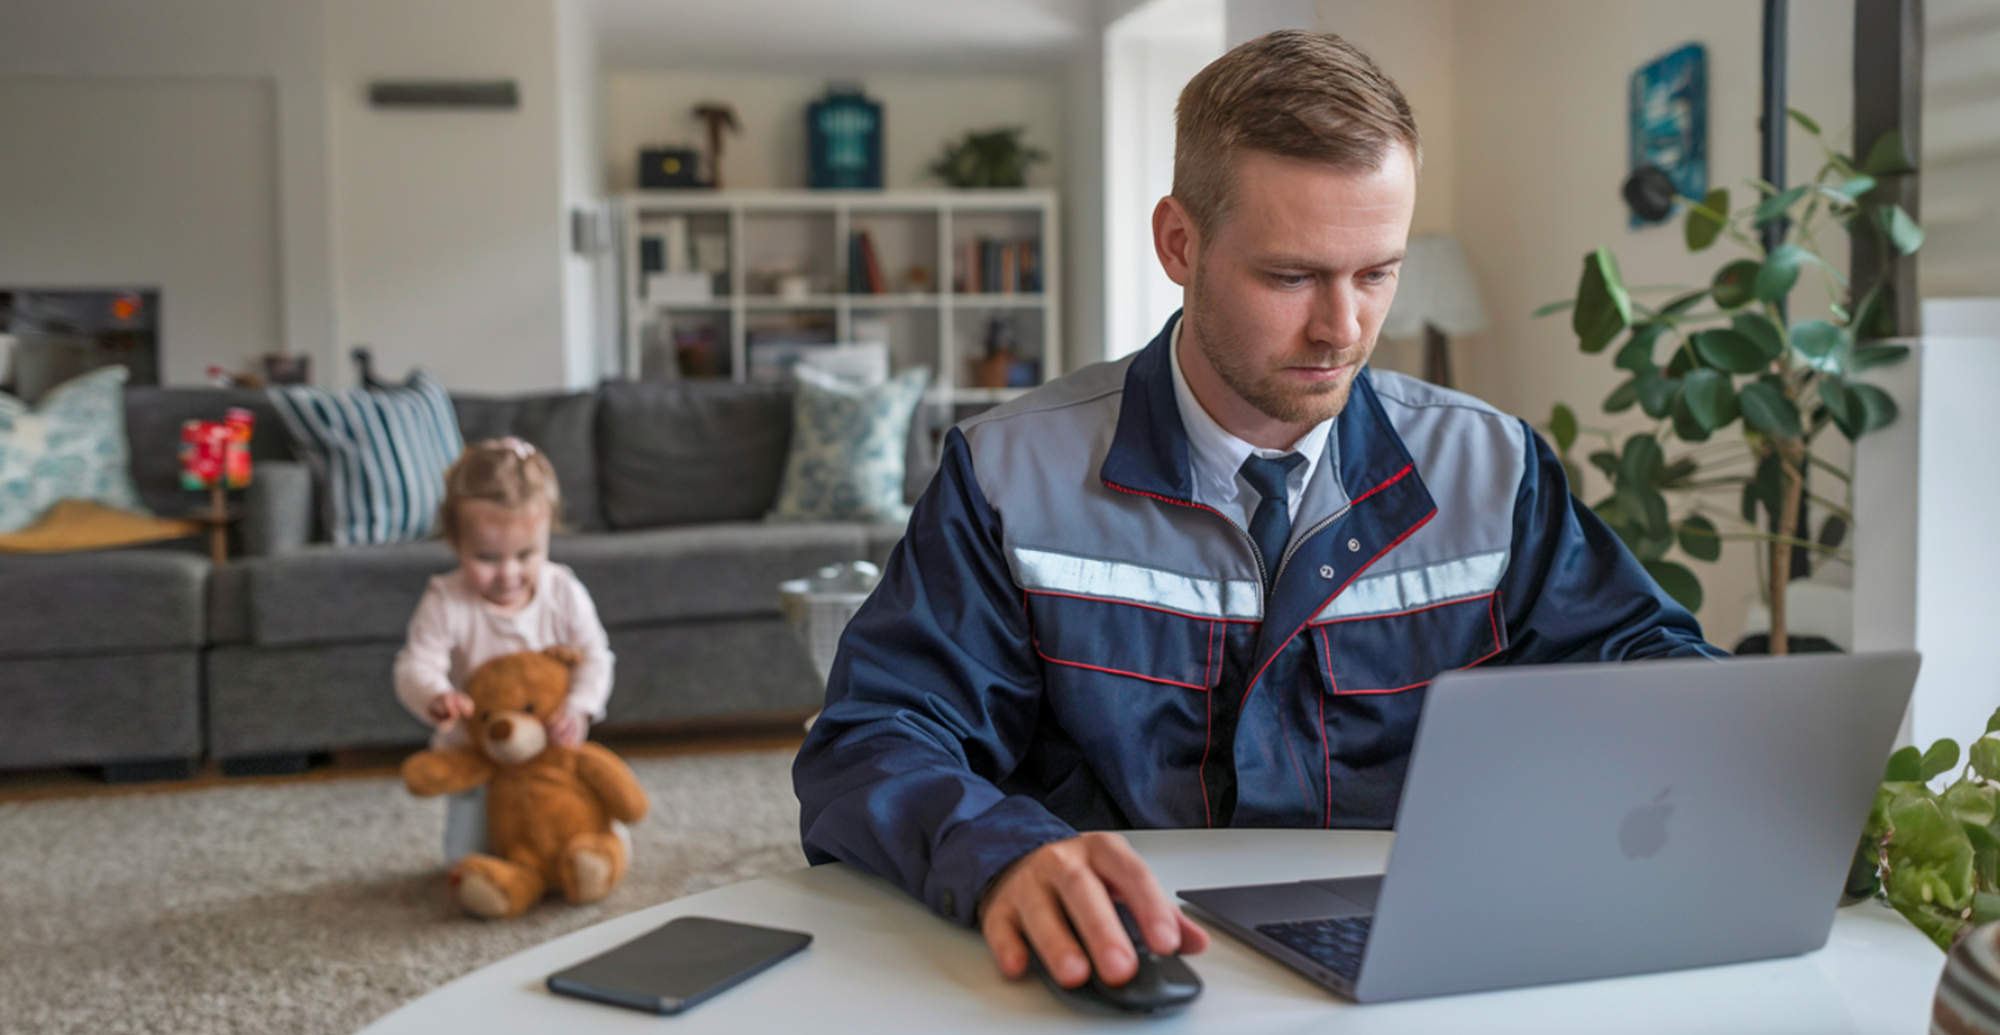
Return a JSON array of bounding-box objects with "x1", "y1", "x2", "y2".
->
[{"x1": 358, "y1": 830, "x2": 1947, "y2": 1034}]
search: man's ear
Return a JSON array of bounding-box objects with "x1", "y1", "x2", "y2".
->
[{"x1": 1152, "y1": 195, "x2": 1200, "y2": 288}]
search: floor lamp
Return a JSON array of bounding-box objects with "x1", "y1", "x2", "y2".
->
[{"x1": 1382, "y1": 235, "x2": 1488, "y2": 389}]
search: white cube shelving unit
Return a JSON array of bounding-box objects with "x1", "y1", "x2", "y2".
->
[{"x1": 617, "y1": 189, "x2": 1060, "y2": 417}]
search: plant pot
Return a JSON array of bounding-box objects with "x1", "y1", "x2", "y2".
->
[{"x1": 1933, "y1": 920, "x2": 2000, "y2": 1034}]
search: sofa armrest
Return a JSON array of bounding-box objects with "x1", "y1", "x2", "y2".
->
[{"x1": 242, "y1": 460, "x2": 315, "y2": 556}]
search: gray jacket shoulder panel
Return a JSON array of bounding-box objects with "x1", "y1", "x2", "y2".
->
[
  {"x1": 956, "y1": 355, "x2": 1262, "y2": 591},
  {"x1": 959, "y1": 356, "x2": 1134, "y2": 437},
  {"x1": 1359, "y1": 369, "x2": 1529, "y2": 576}
]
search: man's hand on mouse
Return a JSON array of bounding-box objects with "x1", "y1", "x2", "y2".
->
[{"x1": 976, "y1": 831, "x2": 1210, "y2": 988}]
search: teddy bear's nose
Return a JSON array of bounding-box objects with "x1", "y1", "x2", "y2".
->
[{"x1": 490, "y1": 718, "x2": 514, "y2": 741}]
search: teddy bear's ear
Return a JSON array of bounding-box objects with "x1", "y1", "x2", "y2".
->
[{"x1": 543, "y1": 645, "x2": 580, "y2": 668}]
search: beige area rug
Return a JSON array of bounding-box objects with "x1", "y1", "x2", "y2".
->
[{"x1": 0, "y1": 750, "x2": 809, "y2": 1035}]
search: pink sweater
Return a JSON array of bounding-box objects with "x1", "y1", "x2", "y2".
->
[{"x1": 393, "y1": 562, "x2": 614, "y2": 747}]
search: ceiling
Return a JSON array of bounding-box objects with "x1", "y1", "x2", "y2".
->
[{"x1": 590, "y1": 0, "x2": 1096, "y2": 71}]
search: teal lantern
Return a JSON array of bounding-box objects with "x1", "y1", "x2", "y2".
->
[{"x1": 808, "y1": 85, "x2": 882, "y2": 189}]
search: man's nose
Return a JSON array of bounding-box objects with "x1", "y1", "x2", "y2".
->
[{"x1": 1308, "y1": 281, "x2": 1364, "y2": 350}]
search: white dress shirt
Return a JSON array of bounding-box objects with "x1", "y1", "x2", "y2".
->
[{"x1": 1167, "y1": 318, "x2": 1337, "y2": 534}]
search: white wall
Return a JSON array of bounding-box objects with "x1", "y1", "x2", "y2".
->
[
  {"x1": 602, "y1": 70, "x2": 1063, "y2": 193},
  {"x1": 1103, "y1": 0, "x2": 1225, "y2": 360},
  {"x1": 1854, "y1": 308, "x2": 2000, "y2": 751},
  {"x1": 1061, "y1": 40, "x2": 1110, "y2": 372},
  {"x1": 0, "y1": 77, "x2": 281, "y2": 386},
  {"x1": 556, "y1": 0, "x2": 610, "y2": 389},
  {"x1": 327, "y1": 0, "x2": 574, "y2": 394},
  {"x1": 0, "y1": 0, "x2": 333, "y2": 384},
  {"x1": 1921, "y1": 1, "x2": 2000, "y2": 299},
  {"x1": 1437, "y1": 0, "x2": 1854, "y2": 648},
  {"x1": 1312, "y1": 0, "x2": 1456, "y2": 377},
  {"x1": 0, "y1": 0, "x2": 594, "y2": 395}
]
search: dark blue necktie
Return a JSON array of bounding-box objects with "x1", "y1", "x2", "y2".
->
[{"x1": 1240, "y1": 453, "x2": 1305, "y2": 591}]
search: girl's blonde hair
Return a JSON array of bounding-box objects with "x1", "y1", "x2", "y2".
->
[{"x1": 439, "y1": 438, "x2": 563, "y2": 545}]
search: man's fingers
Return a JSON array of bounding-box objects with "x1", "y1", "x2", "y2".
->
[
  {"x1": 981, "y1": 904, "x2": 1031, "y2": 980},
  {"x1": 1081, "y1": 833, "x2": 1184, "y2": 956},
  {"x1": 1177, "y1": 912, "x2": 1211, "y2": 954},
  {"x1": 1051, "y1": 863, "x2": 1137, "y2": 986},
  {"x1": 1018, "y1": 888, "x2": 1092, "y2": 988}
]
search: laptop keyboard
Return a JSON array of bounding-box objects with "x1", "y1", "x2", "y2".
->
[{"x1": 1254, "y1": 915, "x2": 1372, "y2": 981}]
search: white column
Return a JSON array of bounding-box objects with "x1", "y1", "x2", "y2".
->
[{"x1": 1854, "y1": 299, "x2": 2000, "y2": 749}]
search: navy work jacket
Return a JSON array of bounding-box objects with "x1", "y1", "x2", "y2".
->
[{"x1": 794, "y1": 315, "x2": 1723, "y2": 927}]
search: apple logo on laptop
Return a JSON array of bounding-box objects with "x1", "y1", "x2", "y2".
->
[{"x1": 1619, "y1": 788, "x2": 1675, "y2": 859}]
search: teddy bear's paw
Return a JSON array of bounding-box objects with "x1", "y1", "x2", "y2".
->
[
  {"x1": 457, "y1": 869, "x2": 515, "y2": 918},
  {"x1": 571, "y1": 849, "x2": 615, "y2": 903}
]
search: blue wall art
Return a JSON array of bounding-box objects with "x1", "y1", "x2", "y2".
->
[{"x1": 1629, "y1": 43, "x2": 1709, "y2": 227}]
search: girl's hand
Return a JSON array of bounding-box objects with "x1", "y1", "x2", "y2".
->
[
  {"x1": 427, "y1": 691, "x2": 475, "y2": 728},
  {"x1": 547, "y1": 708, "x2": 589, "y2": 747}
]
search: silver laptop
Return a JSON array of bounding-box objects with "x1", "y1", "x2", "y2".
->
[{"x1": 1179, "y1": 651, "x2": 1920, "y2": 1003}]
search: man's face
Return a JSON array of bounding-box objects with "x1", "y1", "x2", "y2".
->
[{"x1": 1157, "y1": 147, "x2": 1417, "y2": 447}]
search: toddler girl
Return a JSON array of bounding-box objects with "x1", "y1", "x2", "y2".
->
[{"x1": 394, "y1": 437, "x2": 614, "y2": 861}]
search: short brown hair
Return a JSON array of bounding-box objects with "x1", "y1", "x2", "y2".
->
[
  {"x1": 439, "y1": 438, "x2": 563, "y2": 545},
  {"x1": 1173, "y1": 30, "x2": 1420, "y2": 235}
]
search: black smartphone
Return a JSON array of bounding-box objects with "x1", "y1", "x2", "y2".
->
[{"x1": 546, "y1": 916, "x2": 812, "y2": 1015}]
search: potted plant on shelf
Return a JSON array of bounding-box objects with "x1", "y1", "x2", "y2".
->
[
  {"x1": 930, "y1": 127, "x2": 1048, "y2": 189},
  {"x1": 1538, "y1": 111, "x2": 1922, "y2": 653}
]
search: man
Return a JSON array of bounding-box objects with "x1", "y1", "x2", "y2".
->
[{"x1": 794, "y1": 30, "x2": 1721, "y2": 993}]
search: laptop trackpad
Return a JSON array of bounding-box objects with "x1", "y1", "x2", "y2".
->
[{"x1": 1305, "y1": 874, "x2": 1383, "y2": 912}]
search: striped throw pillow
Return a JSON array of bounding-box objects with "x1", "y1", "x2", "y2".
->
[{"x1": 267, "y1": 371, "x2": 463, "y2": 545}]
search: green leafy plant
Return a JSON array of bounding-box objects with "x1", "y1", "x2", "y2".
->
[
  {"x1": 1537, "y1": 111, "x2": 1919, "y2": 648},
  {"x1": 1848, "y1": 708, "x2": 2000, "y2": 950},
  {"x1": 930, "y1": 126, "x2": 1048, "y2": 188}
]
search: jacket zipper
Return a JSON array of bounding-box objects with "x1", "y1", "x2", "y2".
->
[{"x1": 1272, "y1": 504, "x2": 1351, "y2": 592}]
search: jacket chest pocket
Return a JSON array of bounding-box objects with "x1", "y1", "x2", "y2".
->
[
  {"x1": 1309, "y1": 592, "x2": 1506, "y2": 696},
  {"x1": 1027, "y1": 592, "x2": 1227, "y2": 691}
]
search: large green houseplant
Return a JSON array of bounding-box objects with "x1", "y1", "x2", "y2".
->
[{"x1": 1538, "y1": 111, "x2": 1921, "y2": 653}]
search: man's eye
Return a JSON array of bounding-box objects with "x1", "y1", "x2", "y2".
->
[
  {"x1": 1361, "y1": 269, "x2": 1395, "y2": 285},
  {"x1": 1272, "y1": 273, "x2": 1311, "y2": 289}
]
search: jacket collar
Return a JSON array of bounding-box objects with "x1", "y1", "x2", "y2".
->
[{"x1": 1099, "y1": 310, "x2": 1418, "y2": 519}]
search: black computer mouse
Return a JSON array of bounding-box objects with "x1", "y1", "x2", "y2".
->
[{"x1": 1027, "y1": 905, "x2": 1203, "y2": 1017}]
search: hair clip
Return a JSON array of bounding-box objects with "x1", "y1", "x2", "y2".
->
[{"x1": 488, "y1": 436, "x2": 536, "y2": 459}]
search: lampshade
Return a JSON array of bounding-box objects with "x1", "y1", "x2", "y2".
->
[{"x1": 1382, "y1": 234, "x2": 1489, "y2": 340}]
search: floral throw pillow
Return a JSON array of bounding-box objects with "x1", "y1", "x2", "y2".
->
[
  {"x1": 0, "y1": 365, "x2": 147, "y2": 533},
  {"x1": 769, "y1": 365, "x2": 930, "y2": 524}
]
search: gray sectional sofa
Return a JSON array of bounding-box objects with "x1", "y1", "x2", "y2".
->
[{"x1": 0, "y1": 379, "x2": 924, "y2": 778}]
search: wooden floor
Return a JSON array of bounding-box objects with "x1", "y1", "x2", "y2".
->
[{"x1": 0, "y1": 712, "x2": 813, "y2": 804}]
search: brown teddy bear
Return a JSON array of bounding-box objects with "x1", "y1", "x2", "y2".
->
[{"x1": 401, "y1": 647, "x2": 649, "y2": 919}]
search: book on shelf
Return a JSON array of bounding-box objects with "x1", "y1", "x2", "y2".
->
[
  {"x1": 955, "y1": 237, "x2": 1042, "y2": 295},
  {"x1": 862, "y1": 232, "x2": 886, "y2": 294},
  {"x1": 844, "y1": 228, "x2": 884, "y2": 291},
  {"x1": 846, "y1": 230, "x2": 886, "y2": 295}
]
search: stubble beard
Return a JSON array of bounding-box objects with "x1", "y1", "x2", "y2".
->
[{"x1": 1187, "y1": 272, "x2": 1370, "y2": 427}]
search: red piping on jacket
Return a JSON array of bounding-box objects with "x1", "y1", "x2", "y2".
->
[
  {"x1": 1239, "y1": 508, "x2": 1438, "y2": 712},
  {"x1": 1033, "y1": 649, "x2": 1210, "y2": 692},
  {"x1": 1104, "y1": 463, "x2": 1426, "y2": 830},
  {"x1": 1319, "y1": 593, "x2": 1507, "y2": 696}
]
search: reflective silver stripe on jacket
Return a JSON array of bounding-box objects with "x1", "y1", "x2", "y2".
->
[
  {"x1": 1314, "y1": 550, "x2": 1509, "y2": 622},
  {"x1": 1014, "y1": 547, "x2": 1263, "y2": 620}
]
